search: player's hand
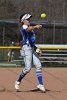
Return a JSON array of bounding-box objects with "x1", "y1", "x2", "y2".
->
[
  {"x1": 35, "y1": 25, "x2": 42, "y2": 29},
  {"x1": 36, "y1": 48, "x2": 42, "y2": 56}
]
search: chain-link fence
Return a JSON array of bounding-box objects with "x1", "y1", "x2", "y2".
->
[{"x1": 0, "y1": 20, "x2": 67, "y2": 46}]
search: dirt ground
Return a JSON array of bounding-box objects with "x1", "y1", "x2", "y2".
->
[{"x1": 0, "y1": 67, "x2": 67, "y2": 100}]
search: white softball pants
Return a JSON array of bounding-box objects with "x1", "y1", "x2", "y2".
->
[{"x1": 20, "y1": 45, "x2": 42, "y2": 74}]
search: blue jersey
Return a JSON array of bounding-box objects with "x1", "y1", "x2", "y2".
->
[{"x1": 21, "y1": 25, "x2": 35, "y2": 47}]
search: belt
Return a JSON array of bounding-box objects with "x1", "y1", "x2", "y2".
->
[{"x1": 23, "y1": 43, "x2": 30, "y2": 46}]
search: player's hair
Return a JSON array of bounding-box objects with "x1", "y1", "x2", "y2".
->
[
  {"x1": 19, "y1": 13, "x2": 26, "y2": 23},
  {"x1": 19, "y1": 13, "x2": 25, "y2": 29}
]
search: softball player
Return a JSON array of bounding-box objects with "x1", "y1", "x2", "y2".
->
[{"x1": 15, "y1": 14, "x2": 45, "y2": 92}]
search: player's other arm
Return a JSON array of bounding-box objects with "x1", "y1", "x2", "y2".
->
[{"x1": 26, "y1": 25, "x2": 42, "y2": 32}]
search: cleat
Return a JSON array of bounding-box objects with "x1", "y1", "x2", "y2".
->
[
  {"x1": 15, "y1": 81, "x2": 20, "y2": 91},
  {"x1": 37, "y1": 84, "x2": 46, "y2": 92}
]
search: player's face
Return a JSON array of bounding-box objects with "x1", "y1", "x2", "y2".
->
[{"x1": 23, "y1": 19, "x2": 30, "y2": 26}]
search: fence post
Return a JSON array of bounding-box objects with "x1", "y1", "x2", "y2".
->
[
  {"x1": 53, "y1": 21, "x2": 55, "y2": 44},
  {"x1": 3, "y1": 25, "x2": 5, "y2": 46}
]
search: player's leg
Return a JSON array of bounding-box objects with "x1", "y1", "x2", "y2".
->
[
  {"x1": 17, "y1": 50, "x2": 32, "y2": 82},
  {"x1": 33, "y1": 52, "x2": 45, "y2": 92},
  {"x1": 33, "y1": 53, "x2": 43, "y2": 85},
  {"x1": 15, "y1": 45, "x2": 33, "y2": 90}
]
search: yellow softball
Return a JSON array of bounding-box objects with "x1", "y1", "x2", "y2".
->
[{"x1": 41, "y1": 13, "x2": 46, "y2": 19}]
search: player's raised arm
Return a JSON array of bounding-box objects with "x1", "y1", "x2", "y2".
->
[{"x1": 26, "y1": 25, "x2": 42, "y2": 32}]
